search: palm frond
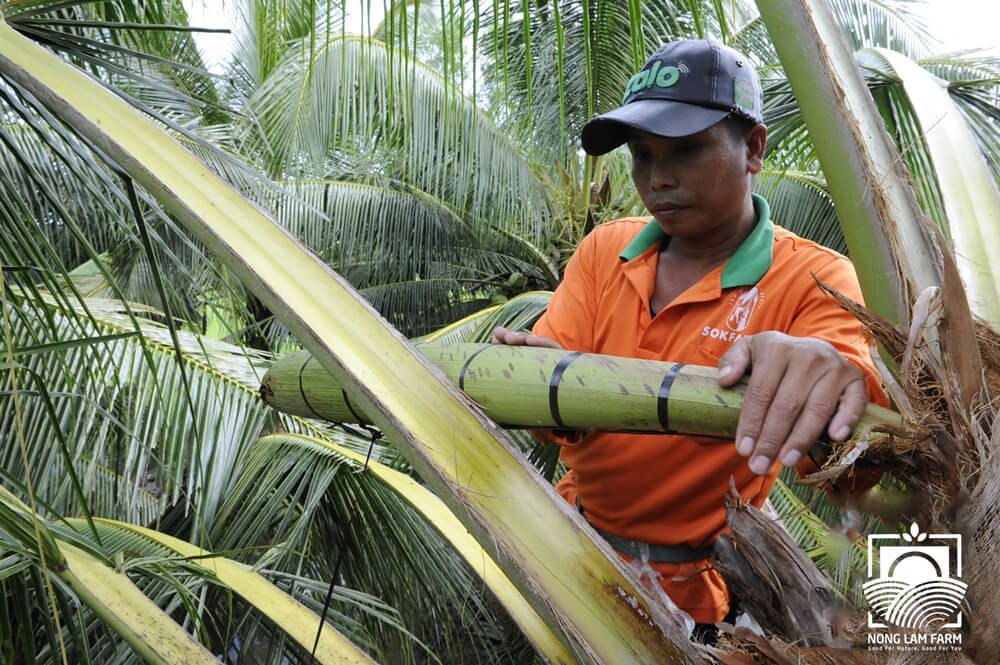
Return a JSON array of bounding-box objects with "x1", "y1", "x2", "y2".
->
[
  {"x1": 416, "y1": 291, "x2": 551, "y2": 344},
  {"x1": 270, "y1": 179, "x2": 555, "y2": 336},
  {"x1": 78, "y1": 518, "x2": 385, "y2": 664},
  {"x1": 857, "y1": 48, "x2": 1000, "y2": 323},
  {"x1": 2, "y1": 486, "x2": 390, "y2": 664},
  {"x1": 827, "y1": 0, "x2": 934, "y2": 55},
  {"x1": 211, "y1": 432, "x2": 543, "y2": 665},
  {"x1": 4, "y1": 0, "x2": 235, "y2": 141},
  {"x1": 477, "y1": 0, "x2": 701, "y2": 164},
  {"x1": 245, "y1": 35, "x2": 553, "y2": 238},
  {"x1": 0, "y1": 71, "x2": 252, "y2": 329},
  {"x1": 0, "y1": 286, "x2": 354, "y2": 533},
  {"x1": 755, "y1": 170, "x2": 846, "y2": 253}
]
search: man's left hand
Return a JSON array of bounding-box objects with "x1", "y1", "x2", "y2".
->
[{"x1": 716, "y1": 331, "x2": 868, "y2": 475}]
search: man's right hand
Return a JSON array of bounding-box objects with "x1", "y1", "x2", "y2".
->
[
  {"x1": 491, "y1": 326, "x2": 563, "y2": 348},
  {"x1": 717, "y1": 331, "x2": 868, "y2": 476}
]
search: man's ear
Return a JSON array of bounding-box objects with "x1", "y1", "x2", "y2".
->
[{"x1": 746, "y1": 123, "x2": 767, "y2": 174}]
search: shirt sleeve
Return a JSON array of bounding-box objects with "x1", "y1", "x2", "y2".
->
[
  {"x1": 532, "y1": 229, "x2": 601, "y2": 352},
  {"x1": 785, "y1": 255, "x2": 889, "y2": 409}
]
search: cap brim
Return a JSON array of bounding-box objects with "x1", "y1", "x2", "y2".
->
[{"x1": 580, "y1": 99, "x2": 732, "y2": 155}]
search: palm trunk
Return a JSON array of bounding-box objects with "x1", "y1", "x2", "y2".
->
[
  {"x1": 754, "y1": 0, "x2": 983, "y2": 419},
  {"x1": 754, "y1": 0, "x2": 939, "y2": 327},
  {"x1": 261, "y1": 342, "x2": 900, "y2": 439}
]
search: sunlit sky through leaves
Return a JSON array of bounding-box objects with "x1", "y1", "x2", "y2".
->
[
  {"x1": 917, "y1": 0, "x2": 999, "y2": 53},
  {"x1": 183, "y1": 0, "x2": 999, "y2": 71}
]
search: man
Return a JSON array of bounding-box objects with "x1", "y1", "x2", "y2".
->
[{"x1": 492, "y1": 39, "x2": 887, "y2": 633}]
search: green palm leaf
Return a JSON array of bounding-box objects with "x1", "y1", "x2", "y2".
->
[
  {"x1": 247, "y1": 35, "x2": 553, "y2": 235},
  {"x1": 77, "y1": 518, "x2": 383, "y2": 664},
  {"x1": 767, "y1": 473, "x2": 871, "y2": 607},
  {"x1": 859, "y1": 47, "x2": 1000, "y2": 323},
  {"x1": 754, "y1": 170, "x2": 846, "y2": 253},
  {"x1": 213, "y1": 432, "x2": 568, "y2": 663}
]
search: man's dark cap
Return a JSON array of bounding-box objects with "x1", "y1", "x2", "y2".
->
[{"x1": 581, "y1": 39, "x2": 763, "y2": 155}]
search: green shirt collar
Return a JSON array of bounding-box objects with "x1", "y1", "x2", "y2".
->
[{"x1": 618, "y1": 193, "x2": 774, "y2": 289}]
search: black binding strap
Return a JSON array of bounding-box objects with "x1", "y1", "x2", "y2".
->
[
  {"x1": 548, "y1": 351, "x2": 582, "y2": 428},
  {"x1": 457, "y1": 344, "x2": 495, "y2": 391},
  {"x1": 340, "y1": 388, "x2": 366, "y2": 424},
  {"x1": 656, "y1": 363, "x2": 685, "y2": 433},
  {"x1": 298, "y1": 357, "x2": 325, "y2": 419}
]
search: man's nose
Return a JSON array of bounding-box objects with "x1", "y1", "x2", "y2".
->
[{"x1": 649, "y1": 158, "x2": 677, "y2": 188}]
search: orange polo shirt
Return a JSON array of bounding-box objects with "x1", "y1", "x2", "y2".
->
[{"x1": 534, "y1": 194, "x2": 887, "y2": 623}]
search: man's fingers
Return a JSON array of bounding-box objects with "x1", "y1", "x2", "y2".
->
[
  {"x1": 733, "y1": 340, "x2": 790, "y2": 471},
  {"x1": 731, "y1": 332, "x2": 868, "y2": 475},
  {"x1": 738, "y1": 374, "x2": 798, "y2": 475},
  {"x1": 491, "y1": 326, "x2": 530, "y2": 345},
  {"x1": 490, "y1": 326, "x2": 563, "y2": 349},
  {"x1": 717, "y1": 336, "x2": 752, "y2": 387},
  {"x1": 759, "y1": 375, "x2": 866, "y2": 475},
  {"x1": 827, "y1": 377, "x2": 868, "y2": 441},
  {"x1": 767, "y1": 371, "x2": 848, "y2": 470}
]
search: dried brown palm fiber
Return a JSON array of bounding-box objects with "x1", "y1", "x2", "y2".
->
[
  {"x1": 935, "y1": 233, "x2": 987, "y2": 412},
  {"x1": 817, "y1": 276, "x2": 996, "y2": 454},
  {"x1": 709, "y1": 627, "x2": 799, "y2": 664},
  {"x1": 712, "y1": 625, "x2": 921, "y2": 665},
  {"x1": 713, "y1": 487, "x2": 979, "y2": 665},
  {"x1": 809, "y1": 282, "x2": 981, "y2": 509},
  {"x1": 796, "y1": 420, "x2": 943, "y2": 524},
  {"x1": 816, "y1": 282, "x2": 954, "y2": 427},
  {"x1": 952, "y1": 405, "x2": 1000, "y2": 665},
  {"x1": 972, "y1": 319, "x2": 1000, "y2": 395},
  {"x1": 808, "y1": 279, "x2": 1000, "y2": 665},
  {"x1": 712, "y1": 485, "x2": 849, "y2": 647},
  {"x1": 711, "y1": 260, "x2": 996, "y2": 662}
]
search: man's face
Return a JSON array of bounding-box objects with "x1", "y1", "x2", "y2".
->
[{"x1": 627, "y1": 121, "x2": 765, "y2": 242}]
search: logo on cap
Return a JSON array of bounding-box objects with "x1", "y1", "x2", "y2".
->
[{"x1": 622, "y1": 61, "x2": 690, "y2": 103}]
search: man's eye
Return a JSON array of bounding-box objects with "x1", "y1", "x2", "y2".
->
[{"x1": 674, "y1": 142, "x2": 699, "y2": 155}]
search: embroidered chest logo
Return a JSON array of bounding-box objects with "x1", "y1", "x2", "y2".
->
[
  {"x1": 726, "y1": 286, "x2": 761, "y2": 332},
  {"x1": 701, "y1": 287, "x2": 766, "y2": 343}
]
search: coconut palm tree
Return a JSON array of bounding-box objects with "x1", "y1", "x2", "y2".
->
[
  {"x1": 0, "y1": 2, "x2": 563, "y2": 662},
  {"x1": 210, "y1": 0, "x2": 562, "y2": 343},
  {"x1": 2, "y1": 0, "x2": 999, "y2": 663}
]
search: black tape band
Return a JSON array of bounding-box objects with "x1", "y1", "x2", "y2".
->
[
  {"x1": 298, "y1": 357, "x2": 324, "y2": 419},
  {"x1": 457, "y1": 344, "x2": 494, "y2": 391},
  {"x1": 549, "y1": 351, "x2": 582, "y2": 428},
  {"x1": 340, "y1": 388, "x2": 366, "y2": 424},
  {"x1": 656, "y1": 363, "x2": 685, "y2": 432}
]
